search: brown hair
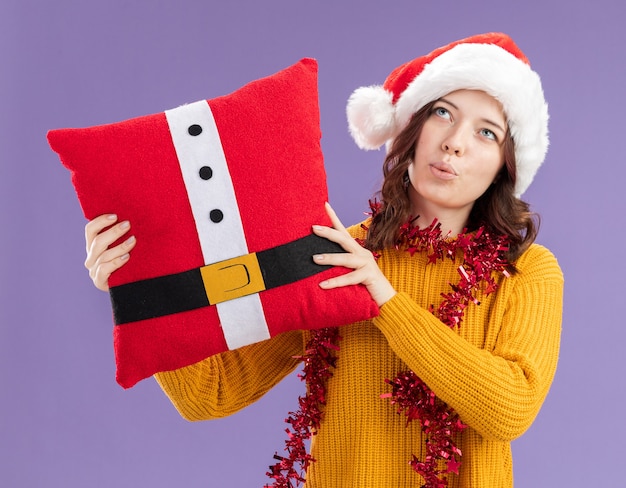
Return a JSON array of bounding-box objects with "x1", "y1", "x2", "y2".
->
[{"x1": 365, "y1": 102, "x2": 539, "y2": 263}]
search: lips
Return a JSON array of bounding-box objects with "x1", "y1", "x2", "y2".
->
[{"x1": 429, "y1": 162, "x2": 457, "y2": 180}]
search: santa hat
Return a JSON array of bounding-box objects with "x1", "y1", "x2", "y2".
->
[{"x1": 346, "y1": 32, "x2": 549, "y2": 196}]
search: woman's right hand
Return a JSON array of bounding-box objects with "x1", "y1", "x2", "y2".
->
[{"x1": 84, "y1": 214, "x2": 136, "y2": 291}]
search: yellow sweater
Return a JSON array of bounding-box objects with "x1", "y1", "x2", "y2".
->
[{"x1": 155, "y1": 222, "x2": 563, "y2": 487}]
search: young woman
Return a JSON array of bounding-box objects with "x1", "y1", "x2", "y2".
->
[{"x1": 84, "y1": 33, "x2": 563, "y2": 487}]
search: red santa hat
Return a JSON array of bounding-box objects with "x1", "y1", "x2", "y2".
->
[{"x1": 346, "y1": 32, "x2": 549, "y2": 196}]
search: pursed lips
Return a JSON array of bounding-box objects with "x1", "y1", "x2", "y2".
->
[{"x1": 429, "y1": 161, "x2": 458, "y2": 179}]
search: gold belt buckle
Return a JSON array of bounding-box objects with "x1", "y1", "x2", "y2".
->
[{"x1": 200, "y1": 253, "x2": 267, "y2": 305}]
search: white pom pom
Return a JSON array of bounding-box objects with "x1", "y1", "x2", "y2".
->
[{"x1": 346, "y1": 86, "x2": 397, "y2": 150}]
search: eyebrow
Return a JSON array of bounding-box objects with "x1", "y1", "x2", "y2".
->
[{"x1": 438, "y1": 97, "x2": 507, "y2": 135}]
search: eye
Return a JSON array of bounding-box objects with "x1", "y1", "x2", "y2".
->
[
  {"x1": 433, "y1": 106, "x2": 451, "y2": 120},
  {"x1": 479, "y1": 128, "x2": 497, "y2": 141}
]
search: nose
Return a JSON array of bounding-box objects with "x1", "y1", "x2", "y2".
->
[
  {"x1": 443, "y1": 142, "x2": 463, "y2": 156},
  {"x1": 442, "y1": 127, "x2": 466, "y2": 156}
]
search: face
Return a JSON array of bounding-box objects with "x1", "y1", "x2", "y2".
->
[{"x1": 407, "y1": 89, "x2": 507, "y2": 221}]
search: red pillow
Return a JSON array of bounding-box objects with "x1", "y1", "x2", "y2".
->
[{"x1": 48, "y1": 59, "x2": 378, "y2": 388}]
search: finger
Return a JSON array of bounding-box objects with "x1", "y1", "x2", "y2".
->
[
  {"x1": 91, "y1": 253, "x2": 131, "y2": 291},
  {"x1": 317, "y1": 259, "x2": 396, "y2": 306},
  {"x1": 85, "y1": 214, "x2": 118, "y2": 251},
  {"x1": 313, "y1": 251, "x2": 367, "y2": 269},
  {"x1": 90, "y1": 234, "x2": 137, "y2": 269},
  {"x1": 318, "y1": 268, "x2": 369, "y2": 290},
  {"x1": 315, "y1": 230, "x2": 364, "y2": 258},
  {"x1": 84, "y1": 220, "x2": 132, "y2": 269},
  {"x1": 324, "y1": 202, "x2": 348, "y2": 233}
]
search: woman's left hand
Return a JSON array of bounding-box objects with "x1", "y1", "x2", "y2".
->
[{"x1": 312, "y1": 203, "x2": 397, "y2": 308}]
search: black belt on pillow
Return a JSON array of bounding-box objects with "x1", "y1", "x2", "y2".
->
[{"x1": 110, "y1": 234, "x2": 343, "y2": 325}]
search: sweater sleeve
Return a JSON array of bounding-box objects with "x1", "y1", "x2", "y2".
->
[
  {"x1": 373, "y1": 245, "x2": 563, "y2": 442},
  {"x1": 154, "y1": 330, "x2": 305, "y2": 421}
]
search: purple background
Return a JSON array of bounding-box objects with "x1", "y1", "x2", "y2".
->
[{"x1": 2, "y1": 0, "x2": 623, "y2": 486}]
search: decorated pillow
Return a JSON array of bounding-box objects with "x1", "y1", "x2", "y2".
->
[{"x1": 48, "y1": 59, "x2": 379, "y2": 388}]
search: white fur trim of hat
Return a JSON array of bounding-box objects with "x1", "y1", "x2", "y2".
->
[{"x1": 346, "y1": 32, "x2": 549, "y2": 196}]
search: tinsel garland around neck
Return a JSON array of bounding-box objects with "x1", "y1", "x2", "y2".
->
[{"x1": 265, "y1": 200, "x2": 510, "y2": 488}]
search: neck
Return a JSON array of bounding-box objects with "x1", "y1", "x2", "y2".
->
[{"x1": 411, "y1": 201, "x2": 472, "y2": 237}]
